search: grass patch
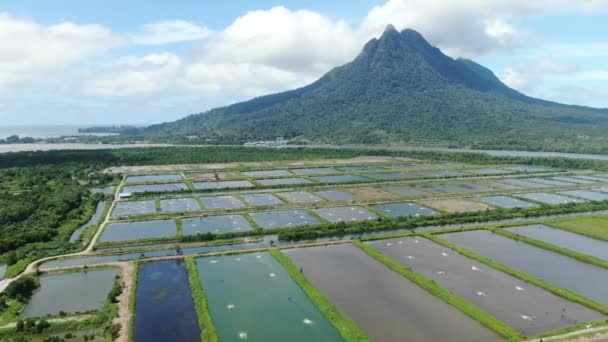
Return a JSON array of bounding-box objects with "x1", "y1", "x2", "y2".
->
[
  {"x1": 425, "y1": 232, "x2": 608, "y2": 315},
  {"x1": 185, "y1": 257, "x2": 217, "y2": 342},
  {"x1": 270, "y1": 249, "x2": 368, "y2": 342},
  {"x1": 127, "y1": 262, "x2": 139, "y2": 342},
  {"x1": 352, "y1": 240, "x2": 519, "y2": 341},
  {"x1": 492, "y1": 228, "x2": 608, "y2": 270},
  {"x1": 547, "y1": 215, "x2": 608, "y2": 241}
]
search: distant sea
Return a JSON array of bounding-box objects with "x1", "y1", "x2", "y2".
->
[{"x1": 0, "y1": 125, "x2": 116, "y2": 139}]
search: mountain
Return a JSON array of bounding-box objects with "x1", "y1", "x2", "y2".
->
[{"x1": 146, "y1": 25, "x2": 608, "y2": 147}]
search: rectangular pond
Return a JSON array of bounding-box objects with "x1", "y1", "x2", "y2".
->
[
  {"x1": 126, "y1": 174, "x2": 182, "y2": 183},
  {"x1": 160, "y1": 198, "x2": 201, "y2": 213},
  {"x1": 441, "y1": 230, "x2": 608, "y2": 306},
  {"x1": 474, "y1": 195, "x2": 539, "y2": 209},
  {"x1": 193, "y1": 180, "x2": 254, "y2": 190},
  {"x1": 506, "y1": 224, "x2": 608, "y2": 261},
  {"x1": 310, "y1": 174, "x2": 370, "y2": 183},
  {"x1": 111, "y1": 200, "x2": 156, "y2": 217},
  {"x1": 337, "y1": 165, "x2": 386, "y2": 172},
  {"x1": 70, "y1": 202, "x2": 106, "y2": 243},
  {"x1": 249, "y1": 210, "x2": 320, "y2": 229},
  {"x1": 313, "y1": 206, "x2": 378, "y2": 223},
  {"x1": 465, "y1": 168, "x2": 512, "y2": 175},
  {"x1": 99, "y1": 220, "x2": 176, "y2": 243},
  {"x1": 194, "y1": 252, "x2": 341, "y2": 341},
  {"x1": 381, "y1": 185, "x2": 428, "y2": 196},
  {"x1": 559, "y1": 190, "x2": 608, "y2": 201},
  {"x1": 123, "y1": 183, "x2": 189, "y2": 194},
  {"x1": 416, "y1": 170, "x2": 467, "y2": 178},
  {"x1": 497, "y1": 179, "x2": 548, "y2": 188},
  {"x1": 504, "y1": 166, "x2": 551, "y2": 172},
  {"x1": 200, "y1": 195, "x2": 246, "y2": 210},
  {"x1": 370, "y1": 202, "x2": 437, "y2": 218},
  {"x1": 134, "y1": 260, "x2": 200, "y2": 342},
  {"x1": 290, "y1": 167, "x2": 340, "y2": 175},
  {"x1": 573, "y1": 175, "x2": 608, "y2": 182},
  {"x1": 182, "y1": 215, "x2": 252, "y2": 235},
  {"x1": 315, "y1": 190, "x2": 359, "y2": 201},
  {"x1": 21, "y1": 268, "x2": 118, "y2": 318},
  {"x1": 242, "y1": 169, "x2": 292, "y2": 177},
  {"x1": 362, "y1": 172, "x2": 418, "y2": 180},
  {"x1": 241, "y1": 193, "x2": 285, "y2": 206},
  {"x1": 368, "y1": 237, "x2": 605, "y2": 335},
  {"x1": 277, "y1": 191, "x2": 325, "y2": 203},
  {"x1": 526, "y1": 178, "x2": 577, "y2": 186},
  {"x1": 444, "y1": 183, "x2": 493, "y2": 193},
  {"x1": 551, "y1": 176, "x2": 595, "y2": 185},
  {"x1": 515, "y1": 192, "x2": 583, "y2": 205},
  {"x1": 256, "y1": 178, "x2": 313, "y2": 186},
  {"x1": 285, "y1": 244, "x2": 498, "y2": 342}
]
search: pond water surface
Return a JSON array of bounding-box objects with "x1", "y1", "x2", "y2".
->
[
  {"x1": 134, "y1": 260, "x2": 200, "y2": 342},
  {"x1": 22, "y1": 268, "x2": 117, "y2": 318},
  {"x1": 195, "y1": 252, "x2": 341, "y2": 341}
]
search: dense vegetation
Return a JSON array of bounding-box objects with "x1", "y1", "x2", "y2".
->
[
  {"x1": 0, "y1": 147, "x2": 361, "y2": 275},
  {"x1": 144, "y1": 27, "x2": 608, "y2": 152}
]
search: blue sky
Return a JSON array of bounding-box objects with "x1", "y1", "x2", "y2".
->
[{"x1": 0, "y1": 0, "x2": 607, "y2": 125}]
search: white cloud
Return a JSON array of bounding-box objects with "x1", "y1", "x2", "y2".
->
[
  {"x1": 0, "y1": 13, "x2": 123, "y2": 90},
  {"x1": 85, "y1": 53, "x2": 181, "y2": 96},
  {"x1": 360, "y1": 0, "x2": 608, "y2": 56},
  {"x1": 197, "y1": 7, "x2": 361, "y2": 74},
  {"x1": 132, "y1": 20, "x2": 211, "y2": 45}
]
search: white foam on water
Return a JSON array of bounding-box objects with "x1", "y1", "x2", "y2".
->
[
  {"x1": 437, "y1": 271, "x2": 445, "y2": 276},
  {"x1": 226, "y1": 304, "x2": 235, "y2": 310},
  {"x1": 520, "y1": 315, "x2": 533, "y2": 321},
  {"x1": 397, "y1": 241, "x2": 404, "y2": 244},
  {"x1": 386, "y1": 242, "x2": 393, "y2": 246},
  {"x1": 476, "y1": 291, "x2": 486, "y2": 296},
  {"x1": 414, "y1": 239, "x2": 419, "y2": 243},
  {"x1": 209, "y1": 260, "x2": 218, "y2": 264},
  {"x1": 303, "y1": 318, "x2": 314, "y2": 325},
  {"x1": 471, "y1": 266, "x2": 480, "y2": 271},
  {"x1": 238, "y1": 332, "x2": 248, "y2": 339},
  {"x1": 269, "y1": 273, "x2": 276, "y2": 278},
  {"x1": 515, "y1": 285, "x2": 525, "y2": 291},
  {"x1": 256, "y1": 255, "x2": 262, "y2": 259},
  {"x1": 406, "y1": 256, "x2": 415, "y2": 260},
  {"x1": 235, "y1": 258, "x2": 241, "y2": 261},
  {"x1": 441, "y1": 252, "x2": 448, "y2": 256}
]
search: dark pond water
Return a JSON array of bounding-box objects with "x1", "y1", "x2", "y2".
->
[
  {"x1": 134, "y1": 260, "x2": 200, "y2": 342},
  {"x1": 441, "y1": 230, "x2": 608, "y2": 305}
]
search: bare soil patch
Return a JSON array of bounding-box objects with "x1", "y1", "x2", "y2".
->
[
  {"x1": 348, "y1": 187, "x2": 399, "y2": 200},
  {"x1": 420, "y1": 198, "x2": 491, "y2": 213}
]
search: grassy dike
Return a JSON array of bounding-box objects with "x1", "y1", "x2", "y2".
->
[
  {"x1": 185, "y1": 257, "x2": 218, "y2": 342},
  {"x1": 491, "y1": 228, "x2": 608, "y2": 270},
  {"x1": 269, "y1": 249, "x2": 369, "y2": 342},
  {"x1": 424, "y1": 233, "x2": 608, "y2": 315},
  {"x1": 127, "y1": 262, "x2": 139, "y2": 342},
  {"x1": 352, "y1": 240, "x2": 520, "y2": 341}
]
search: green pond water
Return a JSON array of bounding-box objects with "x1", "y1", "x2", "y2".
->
[{"x1": 195, "y1": 252, "x2": 342, "y2": 341}]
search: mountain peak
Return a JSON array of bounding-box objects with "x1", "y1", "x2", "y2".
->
[{"x1": 383, "y1": 24, "x2": 397, "y2": 33}]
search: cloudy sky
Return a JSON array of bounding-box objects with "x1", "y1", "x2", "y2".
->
[{"x1": 0, "y1": 0, "x2": 607, "y2": 125}]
